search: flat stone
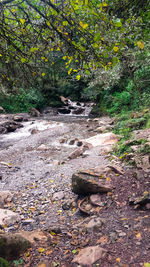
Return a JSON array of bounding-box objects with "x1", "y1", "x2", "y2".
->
[
  {"x1": 0, "y1": 209, "x2": 21, "y2": 226},
  {"x1": 84, "y1": 132, "x2": 118, "y2": 147},
  {"x1": 85, "y1": 217, "x2": 105, "y2": 231},
  {"x1": 90, "y1": 194, "x2": 102, "y2": 206},
  {"x1": 72, "y1": 246, "x2": 107, "y2": 265},
  {"x1": 68, "y1": 148, "x2": 83, "y2": 159},
  {"x1": 37, "y1": 144, "x2": 48, "y2": 151},
  {"x1": 52, "y1": 191, "x2": 64, "y2": 200}
]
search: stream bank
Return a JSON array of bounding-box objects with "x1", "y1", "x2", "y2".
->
[{"x1": 0, "y1": 111, "x2": 150, "y2": 267}]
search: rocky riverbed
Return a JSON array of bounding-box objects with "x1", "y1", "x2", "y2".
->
[{"x1": 0, "y1": 112, "x2": 150, "y2": 267}]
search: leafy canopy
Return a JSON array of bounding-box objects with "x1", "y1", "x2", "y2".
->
[{"x1": 0, "y1": 0, "x2": 149, "y2": 79}]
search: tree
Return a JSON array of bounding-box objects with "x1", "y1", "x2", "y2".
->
[{"x1": 0, "y1": 0, "x2": 149, "y2": 82}]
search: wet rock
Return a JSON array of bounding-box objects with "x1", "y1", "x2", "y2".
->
[
  {"x1": 0, "y1": 106, "x2": 5, "y2": 113},
  {"x1": 13, "y1": 115, "x2": 23, "y2": 122},
  {"x1": 0, "y1": 120, "x2": 22, "y2": 133},
  {"x1": 0, "y1": 233, "x2": 31, "y2": 260},
  {"x1": 37, "y1": 144, "x2": 48, "y2": 151},
  {"x1": 68, "y1": 139, "x2": 75, "y2": 145},
  {"x1": 52, "y1": 191, "x2": 64, "y2": 200},
  {"x1": 30, "y1": 128, "x2": 39, "y2": 134},
  {"x1": 58, "y1": 108, "x2": 71, "y2": 114},
  {"x1": 0, "y1": 209, "x2": 21, "y2": 226},
  {"x1": 22, "y1": 219, "x2": 35, "y2": 226},
  {"x1": 72, "y1": 170, "x2": 113, "y2": 195},
  {"x1": 68, "y1": 148, "x2": 83, "y2": 159},
  {"x1": 59, "y1": 138, "x2": 67, "y2": 144},
  {"x1": 76, "y1": 140, "x2": 83, "y2": 147},
  {"x1": 72, "y1": 246, "x2": 107, "y2": 265},
  {"x1": 72, "y1": 107, "x2": 85, "y2": 115},
  {"x1": 94, "y1": 126, "x2": 108, "y2": 133},
  {"x1": 29, "y1": 107, "x2": 40, "y2": 117},
  {"x1": 129, "y1": 192, "x2": 150, "y2": 206},
  {"x1": 0, "y1": 191, "x2": 13, "y2": 207}
]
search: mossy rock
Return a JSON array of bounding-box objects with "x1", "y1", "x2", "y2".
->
[
  {"x1": 0, "y1": 258, "x2": 9, "y2": 267},
  {"x1": 0, "y1": 234, "x2": 31, "y2": 261}
]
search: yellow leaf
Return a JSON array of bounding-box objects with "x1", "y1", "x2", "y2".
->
[
  {"x1": 68, "y1": 68, "x2": 72, "y2": 75},
  {"x1": 41, "y1": 56, "x2": 45, "y2": 60},
  {"x1": 0, "y1": 54, "x2": 2, "y2": 57},
  {"x1": 47, "y1": 21, "x2": 50, "y2": 27},
  {"x1": 38, "y1": 247, "x2": 45, "y2": 253},
  {"x1": 144, "y1": 263, "x2": 150, "y2": 267},
  {"x1": 137, "y1": 41, "x2": 144, "y2": 49},
  {"x1": 37, "y1": 264, "x2": 46, "y2": 267},
  {"x1": 113, "y1": 46, "x2": 119, "y2": 52},
  {"x1": 25, "y1": 251, "x2": 30, "y2": 257},
  {"x1": 76, "y1": 75, "x2": 81, "y2": 80},
  {"x1": 116, "y1": 258, "x2": 121, "y2": 263},
  {"x1": 63, "y1": 56, "x2": 67, "y2": 60},
  {"x1": 11, "y1": 8, "x2": 16, "y2": 13},
  {"x1": 21, "y1": 58, "x2": 26, "y2": 63},
  {"x1": 63, "y1": 21, "x2": 68, "y2": 26},
  {"x1": 136, "y1": 232, "x2": 141, "y2": 239},
  {"x1": 79, "y1": 21, "x2": 88, "y2": 29},
  {"x1": 20, "y1": 19, "x2": 25, "y2": 24},
  {"x1": 42, "y1": 72, "x2": 45, "y2": 77},
  {"x1": 106, "y1": 177, "x2": 111, "y2": 181},
  {"x1": 50, "y1": 230, "x2": 56, "y2": 236}
]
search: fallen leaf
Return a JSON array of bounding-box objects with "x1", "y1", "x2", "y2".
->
[
  {"x1": 136, "y1": 232, "x2": 141, "y2": 239},
  {"x1": 144, "y1": 263, "x2": 150, "y2": 267},
  {"x1": 97, "y1": 235, "x2": 108, "y2": 244},
  {"x1": 37, "y1": 264, "x2": 46, "y2": 267},
  {"x1": 116, "y1": 258, "x2": 121, "y2": 263},
  {"x1": 38, "y1": 247, "x2": 45, "y2": 253},
  {"x1": 72, "y1": 249, "x2": 78, "y2": 254}
]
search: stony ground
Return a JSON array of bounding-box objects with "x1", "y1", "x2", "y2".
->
[{"x1": 0, "y1": 114, "x2": 150, "y2": 267}]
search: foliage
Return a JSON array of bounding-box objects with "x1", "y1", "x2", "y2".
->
[
  {"x1": 0, "y1": 87, "x2": 45, "y2": 112},
  {"x1": 0, "y1": 0, "x2": 149, "y2": 81},
  {"x1": 0, "y1": 258, "x2": 9, "y2": 267}
]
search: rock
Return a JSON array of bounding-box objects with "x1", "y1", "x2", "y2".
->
[
  {"x1": 0, "y1": 120, "x2": 22, "y2": 133},
  {"x1": 30, "y1": 128, "x2": 39, "y2": 134},
  {"x1": 0, "y1": 191, "x2": 13, "y2": 207},
  {"x1": 59, "y1": 138, "x2": 67, "y2": 144},
  {"x1": 107, "y1": 164, "x2": 124, "y2": 175},
  {"x1": 22, "y1": 219, "x2": 35, "y2": 226},
  {"x1": 0, "y1": 106, "x2": 5, "y2": 113},
  {"x1": 72, "y1": 107, "x2": 85, "y2": 115},
  {"x1": 37, "y1": 144, "x2": 48, "y2": 151},
  {"x1": 0, "y1": 209, "x2": 21, "y2": 226},
  {"x1": 72, "y1": 246, "x2": 107, "y2": 265},
  {"x1": 76, "y1": 141, "x2": 83, "y2": 147},
  {"x1": 0, "y1": 233, "x2": 31, "y2": 260},
  {"x1": 85, "y1": 217, "x2": 105, "y2": 231},
  {"x1": 94, "y1": 126, "x2": 107, "y2": 133},
  {"x1": 68, "y1": 148, "x2": 83, "y2": 159},
  {"x1": 58, "y1": 108, "x2": 71, "y2": 114},
  {"x1": 29, "y1": 107, "x2": 40, "y2": 117},
  {"x1": 13, "y1": 115, "x2": 23, "y2": 122},
  {"x1": 90, "y1": 194, "x2": 102, "y2": 206},
  {"x1": 84, "y1": 132, "x2": 118, "y2": 147},
  {"x1": 68, "y1": 139, "x2": 75, "y2": 145},
  {"x1": 52, "y1": 191, "x2": 64, "y2": 200},
  {"x1": 60, "y1": 96, "x2": 68, "y2": 105},
  {"x1": 72, "y1": 170, "x2": 113, "y2": 195},
  {"x1": 17, "y1": 230, "x2": 48, "y2": 243}
]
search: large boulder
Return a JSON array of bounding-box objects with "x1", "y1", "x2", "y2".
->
[
  {"x1": 0, "y1": 209, "x2": 21, "y2": 226},
  {"x1": 72, "y1": 169, "x2": 113, "y2": 195},
  {"x1": 0, "y1": 233, "x2": 31, "y2": 260}
]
